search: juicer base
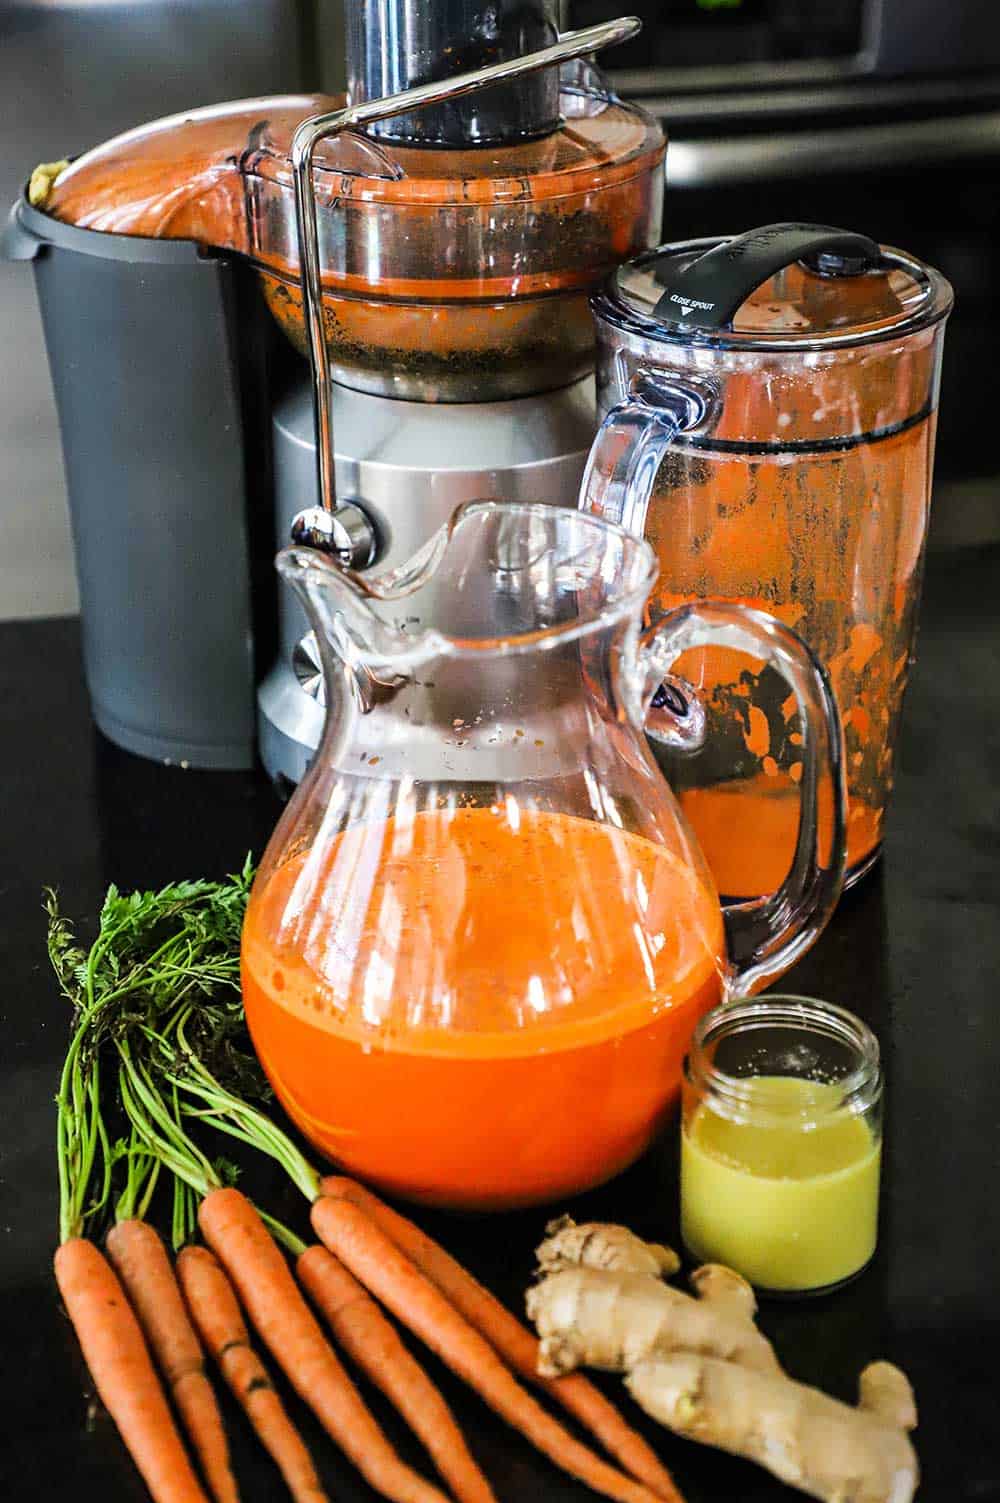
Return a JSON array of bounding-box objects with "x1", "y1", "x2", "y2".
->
[
  {"x1": 257, "y1": 662, "x2": 326, "y2": 789},
  {"x1": 93, "y1": 702, "x2": 256, "y2": 773}
]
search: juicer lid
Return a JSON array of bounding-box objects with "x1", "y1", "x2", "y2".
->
[
  {"x1": 603, "y1": 222, "x2": 952, "y2": 351},
  {"x1": 247, "y1": 84, "x2": 663, "y2": 206}
]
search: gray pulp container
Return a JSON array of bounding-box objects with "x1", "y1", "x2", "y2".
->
[{"x1": 3, "y1": 195, "x2": 278, "y2": 769}]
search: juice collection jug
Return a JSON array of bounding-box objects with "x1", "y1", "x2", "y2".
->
[
  {"x1": 242, "y1": 502, "x2": 845, "y2": 1208},
  {"x1": 581, "y1": 223, "x2": 952, "y2": 897}
]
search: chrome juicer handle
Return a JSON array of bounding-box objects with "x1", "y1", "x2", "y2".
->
[{"x1": 289, "y1": 16, "x2": 642, "y2": 564}]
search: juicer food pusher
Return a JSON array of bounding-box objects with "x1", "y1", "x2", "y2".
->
[{"x1": 5, "y1": 5, "x2": 664, "y2": 781}]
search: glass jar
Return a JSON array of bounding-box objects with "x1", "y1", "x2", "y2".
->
[{"x1": 681, "y1": 994, "x2": 883, "y2": 1295}]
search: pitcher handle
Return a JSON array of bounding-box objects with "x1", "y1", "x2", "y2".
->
[{"x1": 638, "y1": 602, "x2": 847, "y2": 996}]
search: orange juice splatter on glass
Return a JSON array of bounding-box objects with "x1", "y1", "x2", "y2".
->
[{"x1": 648, "y1": 416, "x2": 936, "y2": 895}]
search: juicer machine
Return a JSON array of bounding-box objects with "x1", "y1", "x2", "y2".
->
[{"x1": 4, "y1": 3, "x2": 665, "y2": 784}]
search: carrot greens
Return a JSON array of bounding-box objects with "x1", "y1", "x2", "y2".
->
[{"x1": 47, "y1": 864, "x2": 259, "y2": 1240}]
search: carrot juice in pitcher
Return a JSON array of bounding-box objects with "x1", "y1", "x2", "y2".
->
[
  {"x1": 241, "y1": 504, "x2": 844, "y2": 1210},
  {"x1": 243, "y1": 807, "x2": 725, "y2": 1209}
]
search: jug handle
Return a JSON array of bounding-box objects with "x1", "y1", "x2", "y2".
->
[
  {"x1": 637, "y1": 601, "x2": 848, "y2": 996},
  {"x1": 579, "y1": 369, "x2": 720, "y2": 535}
]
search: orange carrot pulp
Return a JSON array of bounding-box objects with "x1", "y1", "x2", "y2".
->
[{"x1": 678, "y1": 773, "x2": 882, "y2": 898}]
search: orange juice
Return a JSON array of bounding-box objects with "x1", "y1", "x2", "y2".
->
[
  {"x1": 681, "y1": 1076, "x2": 881, "y2": 1291},
  {"x1": 678, "y1": 774, "x2": 882, "y2": 898},
  {"x1": 242, "y1": 807, "x2": 726, "y2": 1208}
]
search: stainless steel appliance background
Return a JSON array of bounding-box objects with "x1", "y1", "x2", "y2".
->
[{"x1": 0, "y1": 0, "x2": 310, "y2": 619}]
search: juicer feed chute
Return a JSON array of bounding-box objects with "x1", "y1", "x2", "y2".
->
[
  {"x1": 284, "y1": 16, "x2": 651, "y2": 540},
  {"x1": 345, "y1": 0, "x2": 561, "y2": 146}
]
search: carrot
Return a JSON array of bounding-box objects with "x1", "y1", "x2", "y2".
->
[
  {"x1": 106, "y1": 1220, "x2": 239, "y2": 1503},
  {"x1": 54, "y1": 1238, "x2": 209, "y2": 1503},
  {"x1": 197, "y1": 1188, "x2": 450, "y2": 1503},
  {"x1": 310, "y1": 1196, "x2": 668, "y2": 1503},
  {"x1": 321, "y1": 1176, "x2": 681, "y2": 1502},
  {"x1": 298, "y1": 1244, "x2": 496, "y2": 1503},
  {"x1": 177, "y1": 1246, "x2": 328, "y2": 1503}
]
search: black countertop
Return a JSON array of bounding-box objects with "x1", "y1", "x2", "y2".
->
[{"x1": 2, "y1": 543, "x2": 999, "y2": 1502}]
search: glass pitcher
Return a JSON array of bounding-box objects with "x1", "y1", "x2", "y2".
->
[
  {"x1": 581, "y1": 223, "x2": 952, "y2": 897},
  {"x1": 242, "y1": 501, "x2": 845, "y2": 1209}
]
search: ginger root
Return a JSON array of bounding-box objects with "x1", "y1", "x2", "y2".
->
[
  {"x1": 626, "y1": 1355, "x2": 918, "y2": 1503},
  {"x1": 525, "y1": 1264, "x2": 778, "y2": 1378},
  {"x1": 537, "y1": 1216, "x2": 681, "y2": 1279},
  {"x1": 527, "y1": 1219, "x2": 918, "y2": 1503}
]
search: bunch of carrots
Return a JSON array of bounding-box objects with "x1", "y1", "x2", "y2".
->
[{"x1": 47, "y1": 872, "x2": 687, "y2": 1503}]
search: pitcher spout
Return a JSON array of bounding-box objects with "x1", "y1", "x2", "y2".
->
[
  {"x1": 277, "y1": 544, "x2": 437, "y2": 672},
  {"x1": 279, "y1": 499, "x2": 659, "y2": 673}
]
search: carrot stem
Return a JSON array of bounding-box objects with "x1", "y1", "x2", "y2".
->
[
  {"x1": 53, "y1": 963, "x2": 112, "y2": 1241},
  {"x1": 118, "y1": 1044, "x2": 217, "y2": 1198},
  {"x1": 116, "y1": 1128, "x2": 162, "y2": 1224},
  {"x1": 165, "y1": 1008, "x2": 319, "y2": 1203},
  {"x1": 172, "y1": 1178, "x2": 198, "y2": 1255}
]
